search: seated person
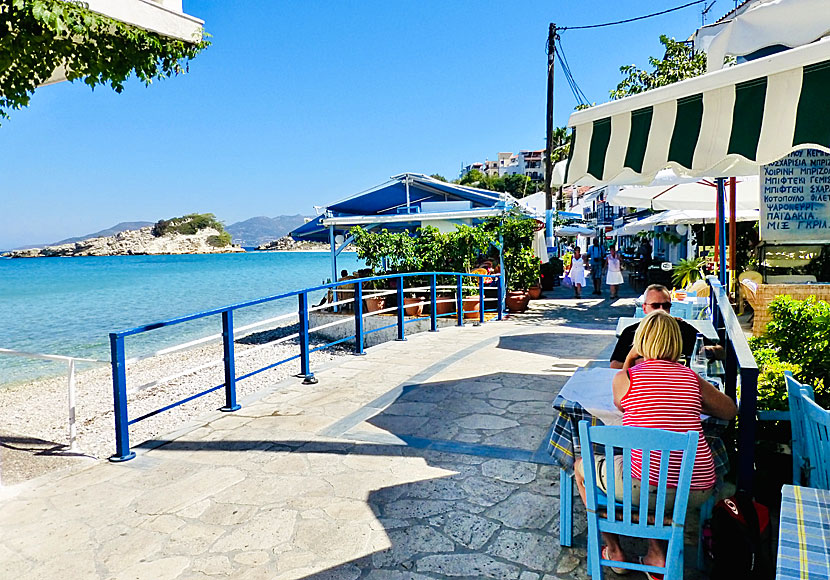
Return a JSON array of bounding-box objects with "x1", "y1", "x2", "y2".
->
[
  {"x1": 610, "y1": 284, "x2": 722, "y2": 369},
  {"x1": 575, "y1": 310, "x2": 737, "y2": 573}
]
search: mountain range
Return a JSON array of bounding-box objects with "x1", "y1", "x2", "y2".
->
[{"x1": 8, "y1": 215, "x2": 314, "y2": 251}]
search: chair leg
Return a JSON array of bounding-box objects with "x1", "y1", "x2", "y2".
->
[
  {"x1": 560, "y1": 468, "x2": 573, "y2": 546},
  {"x1": 585, "y1": 517, "x2": 603, "y2": 580}
]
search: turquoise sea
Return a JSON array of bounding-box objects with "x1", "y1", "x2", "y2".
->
[{"x1": 0, "y1": 252, "x2": 363, "y2": 385}]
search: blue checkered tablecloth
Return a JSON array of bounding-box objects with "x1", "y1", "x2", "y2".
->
[
  {"x1": 546, "y1": 394, "x2": 730, "y2": 479},
  {"x1": 777, "y1": 485, "x2": 830, "y2": 579}
]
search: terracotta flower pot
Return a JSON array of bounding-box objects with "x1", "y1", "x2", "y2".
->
[
  {"x1": 505, "y1": 290, "x2": 530, "y2": 312},
  {"x1": 363, "y1": 296, "x2": 387, "y2": 312},
  {"x1": 434, "y1": 294, "x2": 456, "y2": 316},
  {"x1": 463, "y1": 296, "x2": 481, "y2": 319},
  {"x1": 403, "y1": 296, "x2": 424, "y2": 317},
  {"x1": 528, "y1": 286, "x2": 543, "y2": 300}
]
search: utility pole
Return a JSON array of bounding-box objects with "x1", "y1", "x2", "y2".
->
[{"x1": 544, "y1": 23, "x2": 557, "y2": 244}]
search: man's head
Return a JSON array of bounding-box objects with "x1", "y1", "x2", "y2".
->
[
  {"x1": 593, "y1": 238, "x2": 600, "y2": 246},
  {"x1": 642, "y1": 284, "x2": 672, "y2": 314}
]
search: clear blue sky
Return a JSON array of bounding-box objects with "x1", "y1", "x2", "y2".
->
[{"x1": 0, "y1": 1, "x2": 721, "y2": 249}]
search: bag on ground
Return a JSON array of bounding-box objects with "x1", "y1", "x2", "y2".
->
[{"x1": 707, "y1": 491, "x2": 774, "y2": 580}]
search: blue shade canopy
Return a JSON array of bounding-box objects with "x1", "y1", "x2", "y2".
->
[{"x1": 291, "y1": 173, "x2": 519, "y2": 242}]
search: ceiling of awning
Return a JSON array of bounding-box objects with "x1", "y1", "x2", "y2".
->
[
  {"x1": 565, "y1": 37, "x2": 830, "y2": 186},
  {"x1": 608, "y1": 175, "x2": 760, "y2": 211}
]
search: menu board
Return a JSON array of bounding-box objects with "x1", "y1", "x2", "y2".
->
[{"x1": 761, "y1": 149, "x2": 830, "y2": 242}]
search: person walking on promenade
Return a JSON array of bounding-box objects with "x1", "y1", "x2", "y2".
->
[
  {"x1": 569, "y1": 247, "x2": 586, "y2": 298},
  {"x1": 606, "y1": 247, "x2": 624, "y2": 299},
  {"x1": 587, "y1": 238, "x2": 605, "y2": 296}
]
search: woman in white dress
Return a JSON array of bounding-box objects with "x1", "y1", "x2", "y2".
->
[
  {"x1": 569, "y1": 247, "x2": 586, "y2": 298},
  {"x1": 606, "y1": 247, "x2": 624, "y2": 298}
]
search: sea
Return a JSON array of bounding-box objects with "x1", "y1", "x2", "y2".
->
[{"x1": 0, "y1": 251, "x2": 364, "y2": 386}]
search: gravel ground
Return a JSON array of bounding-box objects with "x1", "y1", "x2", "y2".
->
[{"x1": 0, "y1": 324, "x2": 351, "y2": 485}]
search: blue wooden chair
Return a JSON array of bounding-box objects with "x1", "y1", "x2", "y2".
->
[
  {"x1": 785, "y1": 370, "x2": 815, "y2": 486},
  {"x1": 578, "y1": 420, "x2": 699, "y2": 580},
  {"x1": 801, "y1": 394, "x2": 830, "y2": 490}
]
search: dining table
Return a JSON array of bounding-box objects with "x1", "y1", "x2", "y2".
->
[
  {"x1": 548, "y1": 366, "x2": 730, "y2": 546},
  {"x1": 615, "y1": 317, "x2": 720, "y2": 342},
  {"x1": 776, "y1": 484, "x2": 830, "y2": 579}
]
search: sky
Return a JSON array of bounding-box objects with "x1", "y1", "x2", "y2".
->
[{"x1": 0, "y1": 1, "x2": 727, "y2": 249}]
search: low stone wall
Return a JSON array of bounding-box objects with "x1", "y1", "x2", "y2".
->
[
  {"x1": 309, "y1": 311, "x2": 461, "y2": 348},
  {"x1": 751, "y1": 283, "x2": 830, "y2": 335}
]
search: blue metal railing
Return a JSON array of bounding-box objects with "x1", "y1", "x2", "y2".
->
[
  {"x1": 707, "y1": 275, "x2": 758, "y2": 492},
  {"x1": 108, "y1": 271, "x2": 504, "y2": 461}
]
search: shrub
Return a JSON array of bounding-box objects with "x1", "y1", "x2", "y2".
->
[
  {"x1": 152, "y1": 213, "x2": 226, "y2": 237},
  {"x1": 207, "y1": 232, "x2": 232, "y2": 247},
  {"x1": 748, "y1": 338, "x2": 802, "y2": 411},
  {"x1": 504, "y1": 247, "x2": 540, "y2": 291}
]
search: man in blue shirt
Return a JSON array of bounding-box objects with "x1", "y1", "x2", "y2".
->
[{"x1": 587, "y1": 238, "x2": 605, "y2": 296}]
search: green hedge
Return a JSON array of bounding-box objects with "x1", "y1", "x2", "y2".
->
[{"x1": 153, "y1": 213, "x2": 226, "y2": 237}]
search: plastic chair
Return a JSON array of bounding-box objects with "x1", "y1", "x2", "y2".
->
[
  {"x1": 801, "y1": 394, "x2": 830, "y2": 490},
  {"x1": 578, "y1": 420, "x2": 699, "y2": 580},
  {"x1": 785, "y1": 371, "x2": 815, "y2": 486}
]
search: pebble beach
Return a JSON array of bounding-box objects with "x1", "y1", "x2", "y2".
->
[{"x1": 0, "y1": 325, "x2": 351, "y2": 484}]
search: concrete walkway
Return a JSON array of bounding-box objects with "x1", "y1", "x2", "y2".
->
[{"x1": 0, "y1": 290, "x2": 704, "y2": 579}]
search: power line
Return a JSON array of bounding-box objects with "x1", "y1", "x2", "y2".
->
[
  {"x1": 560, "y1": 0, "x2": 707, "y2": 31},
  {"x1": 556, "y1": 37, "x2": 590, "y2": 105}
]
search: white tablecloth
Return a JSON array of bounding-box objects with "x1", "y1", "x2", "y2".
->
[{"x1": 557, "y1": 367, "x2": 623, "y2": 426}]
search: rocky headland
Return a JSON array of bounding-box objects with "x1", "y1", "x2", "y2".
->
[
  {"x1": 255, "y1": 235, "x2": 329, "y2": 251},
  {"x1": 3, "y1": 225, "x2": 244, "y2": 258}
]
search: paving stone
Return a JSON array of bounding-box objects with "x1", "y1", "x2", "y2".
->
[
  {"x1": 488, "y1": 388, "x2": 554, "y2": 402},
  {"x1": 416, "y1": 553, "x2": 521, "y2": 579},
  {"x1": 293, "y1": 517, "x2": 372, "y2": 561},
  {"x1": 439, "y1": 510, "x2": 501, "y2": 549},
  {"x1": 197, "y1": 502, "x2": 259, "y2": 526},
  {"x1": 461, "y1": 476, "x2": 516, "y2": 506},
  {"x1": 384, "y1": 402, "x2": 438, "y2": 416},
  {"x1": 412, "y1": 420, "x2": 461, "y2": 440},
  {"x1": 369, "y1": 414, "x2": 430, "y2": 434},
  {"x1": 487, "y1": 529, "x2": 561, "y2": 572},
  {"x1": 506, "y1": 401, "x2": 556, "y2": 415},
  {"x1": 456, "y1": 414, "x2": 520, "y2": 430},
  {"x1": 371, "y1": 525, "x2": 454, "y2": 567},
  {"x1": 192, "y1": 554, "x2": 233, "y2": 575},
  {"x1": 234, "y1": 551, "x2": 271, "y2": 566},
  {"x1": 299, "y1": 563, "x2": 362, "y2": 580},
  {"x1": 384, "y1": 499, "x2": 456, "y2": 519},
  {"x1": 484, "y1": 492, "x2": 554, "y2": 529},
  {"x1": 133, "y1": 467, "x2": 246, "y2": 515},
  {"x1": 210, "y1": 507, "x2": 297, "y2": 553},
  {"x1": 364, "y1": 571, "x2": 436, "y2": 580},
  {"x1": 482, "y1": 459, "x2": 537, "y2": 484},
  {"x1": 401, "y1": 477, "x2": 467, "y2": 500},
  {"x1": 555, "y1": 554, "x2": 581, "y2": 574},
  {"x1": 165, "y1": 522, "x2": 227, "y2": 556},
  {"x1": 397, "y1": 387, "x2": 451, "y2": 403},
  {"x1": 118, "y1": 556, "x2": 191, "y2": 580},
  {"x1": 520, "y1": 572, "x2": 541, "y2": 580},
  {"x1": 483, "y1": 426, "x2": 543, "y2": 450}
]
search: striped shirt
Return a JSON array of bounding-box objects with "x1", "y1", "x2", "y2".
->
[{"x1": 622, "y1": 359, "x2": 716, "y2": 490}]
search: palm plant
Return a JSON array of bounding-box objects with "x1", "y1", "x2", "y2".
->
[{"x1": 672, "y1": 257, "x2": 706, "y2": 289}]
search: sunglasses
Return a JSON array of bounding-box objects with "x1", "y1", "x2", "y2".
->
[{"x1": 644, "y1": 302, "x2": 672, "y2": 311}]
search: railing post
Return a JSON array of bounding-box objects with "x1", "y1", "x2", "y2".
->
[
  {"x1": 430, "y1": 274, "x2": 438, "y2": 332},
  {"x1": 396, "y1": 275, "x2": 405, "y2": 341},
  {"x1": 737, "y1": 367, "x2": 759, "y2": 492},
  {"x1": 478, "y1": 276, "x2": 485, "y2": 324},
  {"x1": 497, "y1": 274, "x2": 504, "y2": 321},
  {"x1": 456, "y1": 275, "x2": 463, "y2": 326},
  {"x1": 67, "y1": 358, "x2": 79, "y2": 452},
  {"x1": 354, "y1": 282, "x2": 365, "y2": 354},
  {"x1": 220, "y1": 310, "x2": 241, "y2": 411},
  {"x1": 299, "y1": 292, "x2": 317, "y2": 383},
  {"x1": 108, "y1": 333, "x2": 135, "y2": 462}
]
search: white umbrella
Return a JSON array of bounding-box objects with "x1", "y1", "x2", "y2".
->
[
  {"x1": 608, "y1": 175, "x2": 760, "y2": 211},
  {"x1": 609, "y1": 208, "x2": 759, "y2": 237}
]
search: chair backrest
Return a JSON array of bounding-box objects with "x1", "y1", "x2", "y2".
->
[
  {"x1": 578, "y1": 421, "x2": 699, "y2": 539},
  {"x1": 801, "y1": 394, "x2": 830, "y2": 490},
  {"x1": 785, "y1": 371, "x2": 815, "y2": 486}
]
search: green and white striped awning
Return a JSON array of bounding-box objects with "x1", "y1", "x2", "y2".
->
[{"x1": 565, "y1": 37, "x2": 830, "y2": 186}]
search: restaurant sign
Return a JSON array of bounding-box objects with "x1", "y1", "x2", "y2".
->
[{"x1": 761, "y1": 149, "x2": 830, "y2": 242}]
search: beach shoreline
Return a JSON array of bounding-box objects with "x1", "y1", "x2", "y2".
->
[{"x1": 0, "y1": 327, "x2": 352, "y2": 482}]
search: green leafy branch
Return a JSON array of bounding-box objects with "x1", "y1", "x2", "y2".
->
[{"x1": 0, "y1": 0, "x2": 209, "y2": 123}]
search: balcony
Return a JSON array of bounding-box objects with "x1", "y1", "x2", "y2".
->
[{"x1": 86, "y1": 0, "x2": 203, "y2": 43}]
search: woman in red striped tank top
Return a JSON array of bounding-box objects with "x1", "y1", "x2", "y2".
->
[{"x1": 574, "y1": 310, "x2": 736, "y2": 577}]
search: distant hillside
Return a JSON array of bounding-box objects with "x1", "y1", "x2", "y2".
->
[
  {"x1": 226, "y1": 215, "x2": 312, "y2": 247},
  {"x1": 54, "y1": 221, "x2": 154, "y2": 245}
]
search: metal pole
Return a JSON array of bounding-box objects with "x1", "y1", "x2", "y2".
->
[
  {"x1": 396, "y1": 275, "x2": 405, "y2": 341},
  {"x1": 220, "y1": 310, "x2": 240, "y2": 411},
  {"x1": 405, "y1": 175, "x2": 411, "y2": 210},
  {"x1": 354, "y1": 283, "x2": 365, "y2": 354},
  {"x1": 329, "y1": 225, "x2": 339, "y2": 313},
  {"x1": 478, "y1": 276, "x2": 485, "y2": 324},
  {"x1": 108, "y1": 333, "x2": 135, "y2": 462},
  {"x1": 429, "y1": 274, "x2": 438, "y2": 332},
  {"x1": 456, "y1": 275, "x2": 463, "y2": 326},
  {"x1": 299, "y1": 292, "x2": 317, "y2": 383},
  {"x1": 544, "y1": 23, "x2": 557, "y2": 242},
  {"x1": 716, "y1": 178, "x2": 728, "y2": 287},
  {"x1": 729, "y1": 176, "x2": 737, "y2": 299},
  {"x1": 67, "y1": 358, "x2": 79, "y2": 452},
  {"x1": 497, "y1": 274, "x2": 504, "y2": 320}
]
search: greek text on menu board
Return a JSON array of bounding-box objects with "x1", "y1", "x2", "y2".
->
[{"x1": 761, "y1": 149, "x2": 830, "y2": 242}]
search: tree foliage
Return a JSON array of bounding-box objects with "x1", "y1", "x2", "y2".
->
[
  {"x1": 0, "y1": 0, "x2": 208, "y2": 123},
  {"x1": 456, "y1": 170, "x2": 542, "y2": 199},
  {"x1": 610, "y1": 35, "x2": 706, "y2": 100},
  {"x1": 153, "y1": 213, "x2": 226, "y2": 237}
]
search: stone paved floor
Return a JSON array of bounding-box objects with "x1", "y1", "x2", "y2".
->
[{"x1": 0, "y1": 287, "x2": 709, "y2": 579}]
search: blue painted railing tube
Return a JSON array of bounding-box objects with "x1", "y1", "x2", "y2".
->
[
  {"x1": 737, "y1": 367, "x2": 759, "y2": 492},
  {"x1": 396, "y1": 276, "x2": 405, "y2": 341},
  {"x1": 478, "y1": 277, "x2": 485, "y2": 324},
  {"x1": 299, "y1": 292, "x2": 312, "y2": 377},
  {"x1": 430, "y1": 274, "x2": 438, "y2": 332},
  {"x1": 354, "y1": 283, "x2": 365, "y2": 354},
  {"x1": 108, "y1": 333, "x2": 135, "y2": 462},
  {"x1": 496, "y1": 274, "x2": 504, "y2": 321},
  {"x1": 456, "y1": 275, "x2": 463, "y2": 326},
  {"x1": 220, "y1": 310, "x2": 240, "y2": 411}
]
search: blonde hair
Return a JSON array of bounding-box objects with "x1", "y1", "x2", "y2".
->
[{"x1": 634, "y1": 310, "x2": 682, "y2": 362}]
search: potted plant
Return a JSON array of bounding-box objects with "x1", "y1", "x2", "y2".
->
[
  {"x1": 541, "y1": 257, "x2": 564, "y2": 290},
  {"x1": 672, "y1": 257, "x2": 706, "y2": 289},
  {"x1": 504, "y1": 247, "x2": 540, "y2": 312}
]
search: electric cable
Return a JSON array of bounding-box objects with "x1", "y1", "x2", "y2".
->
[
  {"x1": 560, "y1": 0, "x2": 706, "y2": 31},
  {"x1": 556, "y1": 37, "x2": 590, "y2": 104}
]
